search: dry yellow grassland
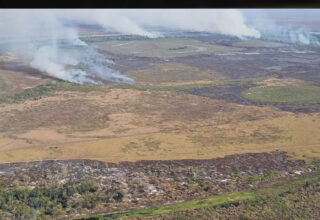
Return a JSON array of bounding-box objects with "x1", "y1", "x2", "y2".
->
[
  {"x1": 1, "y1": 96, "x2": 319, "y2": 163},
  {"x1": 126, "y1": 63, "x2": 226, "y2": 86},
  {"x1": 0, "y1": 63, "x2": 319, "y2": 164}
]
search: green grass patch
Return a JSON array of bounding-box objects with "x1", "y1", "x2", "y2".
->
[
  {"x1": 0, "y1": 75, "x2": 8, "y2": 92},
  {"x1": 312, "y1": 159, "x2": 320, "y2": 168},
  {"x1": 94, "y1": 38, "x2": 243, "y2": 58},
  {"x1": 111, "y1": 77, "x2": 266, "y2": 93},
  {"x1": 233, "y1": 40, "x2": 286, "y2": 48},
  {"x1": 168, "y1": 46, "x2": 188, "y2": 50},
  {"x1": 84, "y1": 191, "x2": 254, "y2": 220},
  {"x1": 242, "y1": 85, "x2": 320, "y2": 104},
  {"x1": 0, "y1": 80, "x2": 104, "y2": 104},
  {"x1": 81, "y1": 35, "x2": 149, "y2": 44},
  {"x1": 243, "y1": 171, "x2": 281, "y2": 184},
  {"x1": 110, "y1": 82, "x2": 218, "y2": 92}
]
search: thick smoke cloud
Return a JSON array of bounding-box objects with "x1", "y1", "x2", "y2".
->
[
  {"x1": 61, "y1": 9, "x2": 260, "y2": 38},
  {"x1": 0, "y1": 10, "x2": 134, "y2": 84},
  {"x1": 58, "y1": 9, "x2": 260, "y2": 38},
  {"x1": 0, "y1": 9, "x2": 259, "y2": 84}
]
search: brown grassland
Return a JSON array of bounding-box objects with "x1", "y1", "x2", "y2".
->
[
  {"x1": 0, "y1": 60, "x2": 320, "y2": 164},
  {"x1": 126, "y1": 62, "x2": 226, "y2": 86},
  {"x1": 0, "y1": 43, "x2": 320, "y2": 165}
]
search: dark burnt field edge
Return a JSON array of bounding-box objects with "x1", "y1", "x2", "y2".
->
[
  {"x1": 152, "y1": 174, "x2": 320, "y2": 220},
  {"x1": 0, "y1": 151, "x2": 319, "y2": 219},
  {"x1": 2, "y1": 65, "x2": 319, "y2": 114},
  {"x1": 2, "y1": 75, "x2": 319, "y2": 115},
  {"x1": 78, "y1": 172, "x2": 320, "y2": 220},
  {"x1": 188, "y1": 81, "x2": 320, "y2": 113},
  {"x1": 0, "y1": 73, "x2": 266, "y2": 105},
  {"x1": 2, "y1": 34, "x2": 320, "y2": 113}
]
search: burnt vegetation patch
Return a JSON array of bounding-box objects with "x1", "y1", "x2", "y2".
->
[
  {"x1": 0, "y1": 151, "x2": 318, "y2": 219},
  {"x1": 189, "y1": 82, "x2": 320, "y2": 113}
]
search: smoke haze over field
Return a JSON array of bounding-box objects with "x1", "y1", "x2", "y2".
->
[
  {"x1": 0, "y1": 9, "x2": 260, "y2": 84},
  {"x1": 243, "y1": 9, "x2": 320, "y2": 46},
  {"x1": 2, "y1": 9, "x2": 319, "y2": 84},
  {"x1": 62, "y1": 9, "x2": 261, "y2": 38},
  {"x1": 0, "y1": 9, "x2": 320, "y2": 84}
]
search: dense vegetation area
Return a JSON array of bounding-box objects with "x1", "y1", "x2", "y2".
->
[
  {"x1": 78, "y1": 173, "x2": 320, "y2": 220},
  {"x1": 0, "y1": 180, "x2": 125, "y2": 219},
  {"x1": 160, "y1": 175, "x2": 320, "y2": 220},
  {"x1": 0, "y1": 81, "x2": 104, "y2": 104}
]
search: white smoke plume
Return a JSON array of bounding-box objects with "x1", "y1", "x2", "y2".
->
[
  {"x1": 242, "y1": 9, "x2": 320, "y2": 46},
  {"x1": 0, "y1": 9, "x2": 134, "y2": 84},
  {"x1": 0, "y1": 9, "x2": 259, "y2": 84},
  {"x1": 58, "y1": 9, "x2": 260, "y2": 38}
]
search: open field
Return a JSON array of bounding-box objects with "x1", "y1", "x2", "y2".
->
[
  {"x1": 126, "y1": 62, "x2": 226, "y2": 86},
  {"x1": 189, "y1": 77, "x2": 320, "y2": 113},
  {"x1": 0, "y1": 59, "x2": 320, "y2": 164},
  {"x1": 232, "y1": 39, "x2": 287, "y2": 48},
  {"x1": 1, "y1": 31, "x2": 320, "y2": 219},
  {"x1": 0, "y1": 68, "x2": 49, "y2": 96},
  {"x1": 1, "y1": 35, "x2": 320, "y2": 165},
  {"x1": 0, "y1": 85, "x2": 290, "y2": 161},
  {"x1": 93, "y1": 38, "x2": 243, "y2": 58},
  {"x1": 242, "y1": 85, "x2": 320, "y2": 104},
  {"x1": 1, "y1": 111, "x2": 320, "y2": 163},
  {"x1": 1, "y1": 83, "x2": 320, "y2": 163}
]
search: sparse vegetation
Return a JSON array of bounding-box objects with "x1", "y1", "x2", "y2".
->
[
  {"x1": 126, "y1": 63, "x2": 225, "y2": 85},
  {"x1": 243, "y1": 171, "x2": 281, "y2": 184},
  {"x1": 233, "y1": 39, "x2": 286, "y2": 48},
  {"x1": 0, "y1": 75, "x2": 8, "y2": 92},
  {"x1": 82, "y1": 35, "x2": 149, "y2": 43},
  {"x1": 168, "y1": 46, "x2": 188, "y2": 50}
]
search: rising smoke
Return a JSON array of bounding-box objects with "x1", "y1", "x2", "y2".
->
[
  {"x1": 0, "y1": 9, "x2": 260, "y2": 84},
  {"x1": 243, "y1": 9, "x2": 320, "y2": 46}
]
